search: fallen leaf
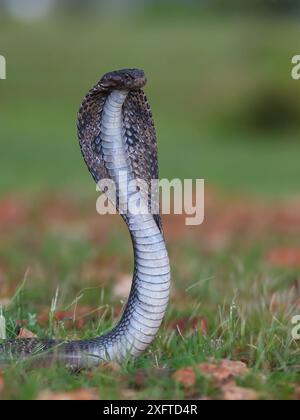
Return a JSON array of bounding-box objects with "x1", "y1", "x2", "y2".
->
[
  {"x1": 37, "y1": 306, "x2": 95, "y2": 329},
  {"x1": 173, "y1": 367, "x2": 196, "y2": 388},
  {"x1": 120, "y1": 389, "x2": 138, "y2": 399},
  {"x1": 133, "y1": 370, "x2": 147, "y2": 389},
  {"x1": 197, "y1": 359, "x2": 249, "y2": 385},
  {"x1": 114, "y1": 306, "x2": 124, "y2": 318},
  {"x1": 197, "y1": 363, "x2": 230, "y2": 384},
  {"x1": 101, "y1": 362, "x2": 121, "y2": 373},
  {"x1": 222, "y1": 383, "x2": 258, "y2": 401},
  {"x1": 0, "y1": 199, "x2": 26, "y2": 229},
  {"x1": 295, "y1": 387, "x2": 300, "y2": 400},
  {"x1": 54, "y1": 311, "x2": 86, "y2": 330},
  {"x1": 169, "y1": 316, "x2": 208, "y2": 336},
  {"x1": 173, "y1": 359, "x2": 249, "y2": 389},
  {"x1": 266, "y1": 248, "x2": 300, "y2": 269},
  {"x1": 17, "y1": 328, "x2": 37, "y2": 339},
  {"x1": 219, "y1": 360, "x2": 249, "y2": 377},
  {"x1": 0, "y1": 373, "x2": 4, "y2": 393},
  {"x1": 37, "y1": 388, "x2": 99, "y2": 401}
]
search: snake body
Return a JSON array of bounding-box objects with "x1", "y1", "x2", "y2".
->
[{"x1": 0, "y1": 69, "x2": 170, "y2": 369}]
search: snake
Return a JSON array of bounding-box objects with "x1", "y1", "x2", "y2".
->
[{"x1": 0, "y1": 69, "x2": 171, "y2": 369}]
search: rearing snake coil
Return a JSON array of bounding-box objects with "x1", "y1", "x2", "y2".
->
[{"x1": 0, "y1": 69, "x2": 171, "y2": 369}]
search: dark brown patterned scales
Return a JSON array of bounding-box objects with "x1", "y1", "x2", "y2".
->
[{"x1": 0, "y1": 69, "x2": 170, "y2": 369}]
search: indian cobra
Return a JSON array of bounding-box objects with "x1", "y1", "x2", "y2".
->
[{"x1": 0, "y1": 69, "x2": 171, "y2": 369}]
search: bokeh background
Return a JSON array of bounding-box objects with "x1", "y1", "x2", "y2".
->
[
  {"x1": 1, "y1": 0, "x2": 300, "y2": 196},
  {"x1": 1, "y1": 0, "x2": 300, "y2": 401}
]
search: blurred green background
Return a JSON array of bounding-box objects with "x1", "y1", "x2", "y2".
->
[{"x1": 1, "y1": 0, "x2": 300, "y2": 197}]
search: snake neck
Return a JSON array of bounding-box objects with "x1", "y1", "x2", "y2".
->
[
  {"x1": 0, "y1": 89, "x2": 171, "y2": 370},
  {"x1": 76, "y1": 90, "x2": 170, "y2": 365}
]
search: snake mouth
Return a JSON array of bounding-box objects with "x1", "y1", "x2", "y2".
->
[{"x1": 100, "y1": 68, "x2": 147, "y2": 91}]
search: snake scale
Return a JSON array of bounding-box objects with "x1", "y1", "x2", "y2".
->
[{"x1": 0, "y1": 69, "x2": 171, "y2": 369}]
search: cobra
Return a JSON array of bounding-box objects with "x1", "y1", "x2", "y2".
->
[{"x1": 0, "y1": 69, "x2": 171, "y2": 369}]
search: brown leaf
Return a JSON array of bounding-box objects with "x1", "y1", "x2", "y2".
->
[
  {"x1": 219, "y1": 360, "x2": 249, "y2": 377},
  {"x1": 266, "y1": 248, "x2": 300, "y2": 269},
  {"x1": 120, "y1": 389, "x2": 138, "y2": 400},
  {"x1": 197, "y1": 363, "x2": 230, "y2": 384},
  {"x1": 17, "y1": 328, "x2": 37, "y2": 339},
  {"x1": 173, "y1": 367, "x2": 197, "y2": 388},
  {"x1": 197, "y1": 359, "x2": 249, "y2": 385},
  {"x1": 55, "y1": 311, "x2": 86, "y2": 330},
  {"x1": 295, "y1": 387, "x2": 300, "y2": 400},
  {"x1": 37, "y1": 388, "x2": 99, "y2": 401},
  {"x1": 133, "y1": 370, "x2": 147, "y2": 390},
  {"x1": 101, "y1": 362, "x2": 121, "y2": 373},
  {"x1": 173, "y1": 359, "x2": 249, "y2": 390},
  {"x1": 0, "y1": 199, "x2": 26, "y2": 230},
  {"x1": 222, "y1": 383, "x2": 258, "y2": 401},
  {"x1": 169, "y1": 316, "x2": 208, "y2": 336},
  {"x1": 37, "y1": 306, "x2": 94, "y2": 330},
  {"x1": 0, "y1": 373, "x2": 4, "y2": 394}
]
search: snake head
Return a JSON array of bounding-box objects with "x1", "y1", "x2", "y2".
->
[{"x1": 99, "y1": 69, "x2": 147, "y2": 91}]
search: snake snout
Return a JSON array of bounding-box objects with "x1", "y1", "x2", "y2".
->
[
  {"x1": 101, "y1": 68, "x2": 147, "y2": 91},
  {"x1": 126, "y1": 69, "x2": 147, "y2": 89}
]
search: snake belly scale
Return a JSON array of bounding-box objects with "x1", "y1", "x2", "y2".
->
[{"x1": 0, "y1": 69, "x2": 171, "y2": 369}]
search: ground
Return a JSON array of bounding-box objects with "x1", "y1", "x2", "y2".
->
[{"x1": 0, "y1": 191, "x2": 300, "y2": 400}]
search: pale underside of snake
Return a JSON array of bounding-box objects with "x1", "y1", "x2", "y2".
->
[{"x1": 0, "y1": 69, "x2": 170, "y2": 370}]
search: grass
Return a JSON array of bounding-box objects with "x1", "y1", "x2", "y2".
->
[{"x1": 0, "y1": 194, "x2": 300, "y2": 400}]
